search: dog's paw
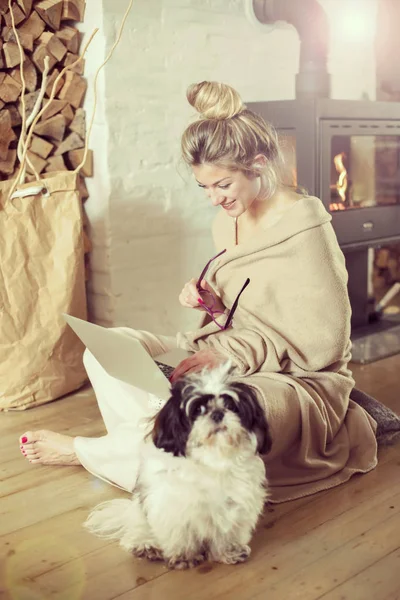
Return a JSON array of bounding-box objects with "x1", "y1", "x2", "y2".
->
[
  {"x1": 167, "y1": 552, "x2": 207, "y2": 570},
  {"x1": 218, "y1": 544, "x2": 251, "y2": 565},
  {"x1": 132, "y1": 545, "x2": 164, "y2": 562}
]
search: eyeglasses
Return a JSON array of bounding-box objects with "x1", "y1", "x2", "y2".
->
[{"x1": 196, "y1": 249, "x2": 250, "y2": 330}]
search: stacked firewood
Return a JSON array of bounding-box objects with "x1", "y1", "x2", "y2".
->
[
  {"x1": 0, "y1": 0, "x2": 92, "y2": 271},
  {"x1": 374, "y1": 244, "x2": 400, "y2": 290}
]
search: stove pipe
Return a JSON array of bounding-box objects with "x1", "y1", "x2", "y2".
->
[{"x1": 252, "y1": 0, "x2": 331, "y2": 99}]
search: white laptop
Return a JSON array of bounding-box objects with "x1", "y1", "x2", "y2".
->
[{"x1": 63, "y1": 314, "x2": 192, "y2": 401}]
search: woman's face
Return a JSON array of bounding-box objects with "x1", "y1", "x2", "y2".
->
[{"x1": 192, "y1": 163, "x2": 262, "y2": 218}]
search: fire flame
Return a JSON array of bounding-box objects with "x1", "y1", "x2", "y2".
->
[{"x1": 333, "y1": 152, "x2": 348, "y2": 203}]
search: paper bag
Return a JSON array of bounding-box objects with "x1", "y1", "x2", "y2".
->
[{"x1": 0, "y1": 172, "x2": 88, "y2": 410}]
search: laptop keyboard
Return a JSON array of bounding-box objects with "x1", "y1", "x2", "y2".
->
[{"x1": 155, "y1": 361, "x2": 175, "y2": 380}]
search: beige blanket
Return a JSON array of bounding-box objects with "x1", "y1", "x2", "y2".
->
[{"x1": 177, "y1": 196, "x2": 378, "y2": 503}]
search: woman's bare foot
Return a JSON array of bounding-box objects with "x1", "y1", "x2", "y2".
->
[{"x1": 19, "y1": 430, "x2": 81, "y2": 466}]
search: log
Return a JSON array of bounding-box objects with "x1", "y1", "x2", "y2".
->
[
  {"x1": 4, "y1": 27, "x2": 34, "y2": 51},
  {"x1": 55, "y1": 25, "x2": 79, "y2": 53},
  {"x1": 48, "y1": 33, "x2": 67, "y2": 61},
  {"x1": 24, "y1": 173, "x2": 37, "y2": 183},
  {"x1": 40, "y1": 98, "x2": 67, "y2": 120},
  {"x1": 0, "y1": 109, "x2": 16, "y2": 160},
  {"x1": 32, "y1": 43, "x2": 58, "y2": 72},
  {"x1": 63, "y1": 51, "x2": 84, "y2": 74},
  {"x1": 4, "y1": 4, "x2": 26, "y2": 27},
  {"x1": 26, "y1": 149, "x2": 47, "y2": 175},
  {"x1": 67, "y1": 148, "x2": 93, "y2": 177},
  {"x1": 18, "y1": 11, "x2": 46, "y2": 39},
  {"x1": 3, "y1": 41, "x2": 22, "y2": 68},
  {"x1": 39, "y1": 30, "x2": 67, "y2": 61},
  {"x1": 45, "y1": 67, "x2": 64, "y2": 97},
  {"x1": 69, "y1": 107, "x2": 85, "y2": 139},
  {"x1": 11, "y1": 57, "x2": 38, "y2": 93},
  {"x1": 0, "y1": 73, "x2": 22, "y2": 103},
  {"x1": 58, "y1": 71, "x2": 87, "y2": 109},
  {"x1": 376, "y1": 248, "x2": 390, "y2": 269},
  {"x1": 62, "y1": 0, "x2": 85, "y2": 22},
  {"x1": 54, "y1": 131, "x2": 84, "y2": 155},
  {"x1": 34, "y1": 113, "x2": 66, "y2": 141},
  {"x1": 18, "y1": 90, "x2": 40, "y2": 120},
  {"x1": 387, "y1": 258, "x2": 398, "y2": 281},
  {"x1": 17, "y1": 0, "x2": 33, "y2": 15},
  {"x1": 35, "y1": 0, "x2": 63, "y2": 31},
  {"x1": 78, "y1": 175, "x2": 89, "y2": 200},
  {"x1": 0, "y1": 148, "x2": 16, "y2": 174},
  {"x1": 6, "y1": 104, "x2": 22, "y2": 126},
  {"x1": 10, "y1": 125, "x2": 17, "y2": 142},
  {"x1": 29, "y1": 134, "x2": 54, "y2": 159},
  {"x1": 60, "y1": 102, "x2": 74, "y2": 124},
  {"x1": 45, "y1": 154, "x2": 66, "y2": 172}
]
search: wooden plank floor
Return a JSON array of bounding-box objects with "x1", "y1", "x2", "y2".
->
[{"x1": 1, "y1": 356, "x2": 400, "y2": 600}]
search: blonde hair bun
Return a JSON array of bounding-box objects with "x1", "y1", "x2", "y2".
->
[{"x1": 187, "y1": 81, "x2": 245, "y2": 120}]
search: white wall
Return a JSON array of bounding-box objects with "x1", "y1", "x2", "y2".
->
[
  {"x1": 82, "y1": 0, "x2": 378, "y2": 333},
  {"x1": 322, "y1": 0, "x2": 378, "y2": 100},
  {"x1": 79, "y1": 4, "x2": 114, "y2": 325}
]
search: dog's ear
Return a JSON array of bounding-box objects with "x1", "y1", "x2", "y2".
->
[
  {"x1": 231, "y1": 382, "x2": 272, "y2": 455},
  {"x1": 253, "y1": 411, "x2": 273, "y2": 456},
  {"x1": 152, "y1": 380, "x2": 190, "y2": 457}
]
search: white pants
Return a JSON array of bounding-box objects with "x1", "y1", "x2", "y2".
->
[{"x1": 73, "y1": 328, "x2": 177, "y2": 492}]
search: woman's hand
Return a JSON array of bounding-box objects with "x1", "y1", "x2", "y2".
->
[
  {"x1": 179, "y1": 278, "x2": 203, "y2": 309},
  {"x1": 179, "y1": 278, "x2": 225, "y2": 313},
  {"x1": 170, "y1": 348, "x2": 226, "y2": 383}
]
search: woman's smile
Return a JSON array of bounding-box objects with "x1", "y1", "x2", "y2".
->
[{"x1": 221, "y1": 199, "x2": 236, "y2": 210}]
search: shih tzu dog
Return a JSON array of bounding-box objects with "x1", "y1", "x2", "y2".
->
[{"x1": 84, "y1": 363, "x2": 271, "y2": 570}]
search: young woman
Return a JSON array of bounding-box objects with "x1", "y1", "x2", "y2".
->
[{"x1": 19, "y1": 81, "x2": 378, "y2": 503}]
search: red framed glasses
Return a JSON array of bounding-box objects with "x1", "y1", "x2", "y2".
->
[{"x1": 196, "y1": 249, "x2": 250, "y2": 330}]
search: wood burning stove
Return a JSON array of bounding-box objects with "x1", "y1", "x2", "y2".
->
[
  {"x1": 247, "y1": 98, "x2": 400, "y2": 361},
  {"x1": 248, "y1": 0, "x2": 400, "y2": 362}
]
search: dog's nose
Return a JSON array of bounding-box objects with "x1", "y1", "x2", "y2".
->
[{"x1": 211, "y1": 410, "x2": 224, "y2": 423}]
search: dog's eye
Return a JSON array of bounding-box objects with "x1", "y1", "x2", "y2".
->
[
  {"x1": 222, "y1": 395, "x2": 238, "y2": 412},
  {"x1": 193, "y1": 404, "x2": 207, "y2": 417}
]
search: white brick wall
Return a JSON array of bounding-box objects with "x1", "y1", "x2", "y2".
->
[
  {"x1": 82, "y1": 0, "x2": 377, "y2": 333},
  {"x1": 79, "y1": 6, "x2": 113, "y2": 325}
]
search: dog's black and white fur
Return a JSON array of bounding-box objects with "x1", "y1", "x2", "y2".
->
[{"x1": 84, "y1": 363, "x2": 271, "y2": 569}]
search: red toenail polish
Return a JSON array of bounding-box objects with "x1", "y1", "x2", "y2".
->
[{"x1": 21, "y1": 437, "x2": 28, "y2": 443}]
